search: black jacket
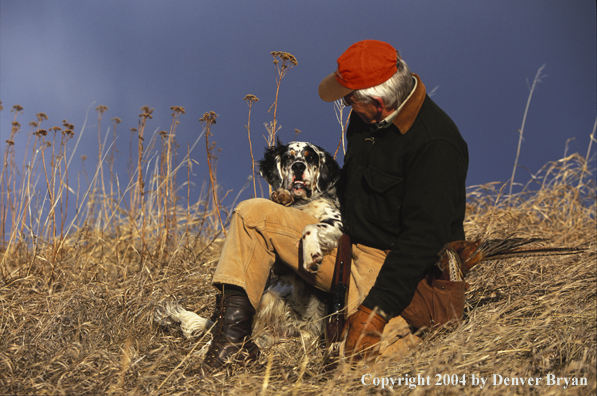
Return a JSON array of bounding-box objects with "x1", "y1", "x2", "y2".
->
[{"x1": 337, "y1": 74, "x2": 469, "y2": 318}]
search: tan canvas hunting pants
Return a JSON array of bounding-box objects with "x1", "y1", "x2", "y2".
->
[{"x1": 213, "y1": 198, "x2": 384, "y2": 315}]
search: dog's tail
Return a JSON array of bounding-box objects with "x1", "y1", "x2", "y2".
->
[{"x1": 154, "y1": 299, "x2": 214, "y2": 338}]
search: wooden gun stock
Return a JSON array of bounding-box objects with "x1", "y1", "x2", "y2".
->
[{"x1": 325, "y1": 234, "x2": 352, "y2": 346}]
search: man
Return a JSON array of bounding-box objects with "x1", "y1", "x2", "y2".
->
[
  {"x1": 202, "y1": 40, "x2": 468, "y2": 371},
  {"x1": 320, "y1": 40, "x2": 468, "y2": 358}
]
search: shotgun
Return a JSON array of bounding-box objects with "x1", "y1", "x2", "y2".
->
[{"x1": 325, "y1": 234, "x2": 352, "y2": 346}]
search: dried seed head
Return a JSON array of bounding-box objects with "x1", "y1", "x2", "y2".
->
[
  {"x1": 29, "y1": 121, "x2": 38, "y2": 128},
  {"x1": 141, "y1": 105, "x2": 154, "y2": 114},
  {"x1": 12, "y1": 104, "x2": 24, "y2": 112},
  {"x1": 271, "y1": 51, "x2": 298, "y2": 67},
  {"x1": 140, "y1": 106, "x2": 154, "y2": 119},
  {"x1": 36, "y1": 113, "x2": 48, "y2": 122},
  {"x1": 111, "y1": 117, "x2": 121, "y2": 125},
  {"x1": 138, "y1": 105, "x2": 154, "y2": 121},
  {"x1": 199, "y1": 111, "x2": 218, "y2": 126},
  {"x1": 6, "y1": 140, "x2": 14, "y2": 145},
  {"x1": 170, "y1": 106, "x2": 186, "y2": 114},
  {"x1": 95, "y1": 105, "x2": 108, "y2": 115},
  {"x1": 244, "y1": 94, "x2": 259, "y2": 105}
]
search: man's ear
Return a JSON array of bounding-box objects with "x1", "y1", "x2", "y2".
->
[{"x1": 372, "y1": 97, "x2": 385, "y2": 116}]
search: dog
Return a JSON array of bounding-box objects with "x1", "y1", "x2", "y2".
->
[
  {"x1": 258, "y1": 140, "x2": 343, "y2": 272},
  {"x1": 154, "y1": 140, "x2": 343, "y2": 348},
  {"x1": 251, "y1": 140, "x2": 343, "y2": 345}
]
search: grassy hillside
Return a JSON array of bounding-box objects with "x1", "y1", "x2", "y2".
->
[{"x1": 0, "y1": 66, "x2": 595, "y2": 394}]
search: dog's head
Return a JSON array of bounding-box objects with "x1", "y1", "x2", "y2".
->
[{"x1": 259, "y1": 139, "x2": 340, "y2": 199}]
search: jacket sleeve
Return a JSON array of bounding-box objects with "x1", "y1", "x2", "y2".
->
[{"x1": 361, "y1": 139, "x2": 467, "y2": 318}]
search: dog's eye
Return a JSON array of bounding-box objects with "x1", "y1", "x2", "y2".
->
[{"x1": 304, "y1": 150, "x2": 317, "y2": 162}]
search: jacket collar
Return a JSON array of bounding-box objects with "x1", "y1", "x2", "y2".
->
[{"x1": 392, "y1": 73, "x2": 426, "y2": 134}]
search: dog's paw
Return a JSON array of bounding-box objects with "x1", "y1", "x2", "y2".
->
[
  {"x1": 302, "y1": 226, "x2": 323, "y2": 273},
  {"x1": 271, "y1": 188, "x2": 294, "y2": 206},
  {"x1": 303, "y1": 251, "x2": 323, "y2": 273}
]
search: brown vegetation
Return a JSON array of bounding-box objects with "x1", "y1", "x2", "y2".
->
[{"x1": 0, "y1": 57, "x2": 595, "y2": 395}]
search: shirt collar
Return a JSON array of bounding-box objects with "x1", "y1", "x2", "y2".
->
[
  {"x1": 392, "y1": 73, "x2": 426, "y2": 134},
  {"x1": 370, "y1": 106, "x2": 400, "y2": 131}
]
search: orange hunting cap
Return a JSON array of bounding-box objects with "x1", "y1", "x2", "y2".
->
[{"x1": 319, "y1": 40, "x2": 398, "y2": 102}]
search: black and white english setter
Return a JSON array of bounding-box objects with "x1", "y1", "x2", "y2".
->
[
  {"x1": 155, "y1": 141, "x2": 344, "y2": 348},
  {"x1": 259, "y1": 140, "x2": 343, "y2": 272}
]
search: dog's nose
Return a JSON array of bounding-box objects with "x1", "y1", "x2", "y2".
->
[{"x1": 292, "y1": 162, "x2": 306, "y2": 174}]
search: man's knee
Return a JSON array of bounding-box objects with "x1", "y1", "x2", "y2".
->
[
  {"x1": 235, "y1": 198, "x2": 273, "y2": 212},
  {"x1": 233, "y1": 198, "x2": 290, "y2": 228},
  {"x1": 235, "y1": 198, "x2": 276, "y2": 219},
  {"x1": 233, "y1": 197, "x2": 316, "y2": 235}
]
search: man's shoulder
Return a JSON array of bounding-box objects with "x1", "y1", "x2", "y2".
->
[
  {"x1": 411, "y1": 96, "x2": 464, "y2": 141},
  {"x1": 416, "y1": 95, "x2": 458, "y2": 130},
  {"x1": 405, "y1": 95, "x2": 468, "y2": 160}
]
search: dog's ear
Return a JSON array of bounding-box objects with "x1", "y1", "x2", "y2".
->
[
  {"x1": 258, "y1": 141, "x2": 286, "y2": 189},
  {"x1": 317, "y1": 147, "x2": 341, "y2": 192}
]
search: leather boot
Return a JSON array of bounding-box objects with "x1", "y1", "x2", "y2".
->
[{"x1": 202, "y1": 291, "x2": 259, "y2": 373}]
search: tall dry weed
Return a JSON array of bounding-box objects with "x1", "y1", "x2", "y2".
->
[{"x1": 265, "y1": 51, "x2": 297, "y2": 148}]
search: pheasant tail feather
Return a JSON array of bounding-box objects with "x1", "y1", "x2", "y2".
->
[{"x1": 437, "y1": 238, "x2": 583, "y2": 280}]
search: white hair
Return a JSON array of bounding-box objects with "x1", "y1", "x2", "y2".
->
[{"x1": 352, "y1": 56, "x2": 414, "y2": 110}]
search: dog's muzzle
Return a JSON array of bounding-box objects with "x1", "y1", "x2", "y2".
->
[{"x1": 290, "y1": 161, "x2": 309, "y2": 197}]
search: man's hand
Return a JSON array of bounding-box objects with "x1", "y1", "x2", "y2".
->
[{"x1": 342, "y1": 305, "x2": 387, "y2": 361}]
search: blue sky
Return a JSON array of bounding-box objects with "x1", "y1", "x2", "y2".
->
[{"x1": 1, "y1": 0, "x2": 595, "y2": 209}]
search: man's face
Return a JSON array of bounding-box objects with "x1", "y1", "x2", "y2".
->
[{"x1": 343, "y1": 93, "x2": 381, "y2": 124}]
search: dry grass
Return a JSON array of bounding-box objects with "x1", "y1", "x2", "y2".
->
[
  {"x1": 0, "y1": 151, "x2": 594, "y2": 395},
  {"x1": 0, "y1": 58, "x2": 595, "y2": 394}
]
